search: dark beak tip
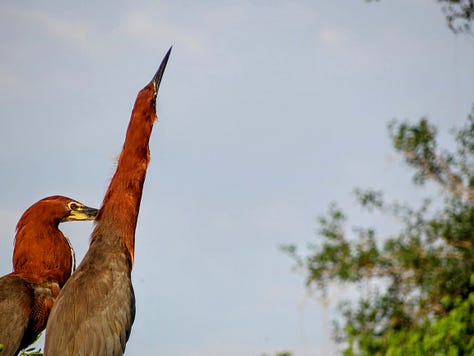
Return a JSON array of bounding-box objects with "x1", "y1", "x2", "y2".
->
[
  {"x1": 84, "y1": 207, "x2": 99, "y2": 218},
  {"x1": 151, "y1": 46, "x2": 172, "y2": 93}
]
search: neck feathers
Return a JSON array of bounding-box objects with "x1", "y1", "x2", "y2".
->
[
  {"x1": 13, "y1": 222, "x2": 73, "y2": 286},
  {"x1": 94, "y1": 83, "x2": 157, "y2": 266}
]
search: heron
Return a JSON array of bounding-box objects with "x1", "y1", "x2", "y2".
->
[
  {"x1": 44, "y1": 48, "x2": 171, "y2": 355},
  {"x1": 0, "y1": 195, "x2": 97, "y2": 355}
]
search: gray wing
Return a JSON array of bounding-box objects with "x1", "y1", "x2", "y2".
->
[
  {"x1": 0, "y1": 275, "x2": 33, "y2": 356},
  {"x1": 44, "y1": 244, "x2": 135, "y2": 356}
]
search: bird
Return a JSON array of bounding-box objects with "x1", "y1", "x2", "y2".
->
[
  {"x1": 44, "y1": 48, "x2": 171, "y2": 355},
  {"x1": 0, "y1": 195, "x2": 98, "y2": 356}
]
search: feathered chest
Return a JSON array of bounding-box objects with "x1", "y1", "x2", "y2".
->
[{"x1": 13, "y1": 226, "x2": 75, "y2": 287}]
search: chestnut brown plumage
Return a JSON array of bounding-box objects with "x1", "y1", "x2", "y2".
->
[
  {"x1": 0, "y1": 196, "x2": 98, "y2": 356},
  {"x1": 44, "y1": 48, "x2": 171, "y2": 355}
]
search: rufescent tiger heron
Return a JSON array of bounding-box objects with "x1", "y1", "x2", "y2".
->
[
  {"x1": 44, "y1": 48, "x2": 171, "y2": 355},
  {"x1": 0, "y1": 196, "x2": 98, "y2": 356}
]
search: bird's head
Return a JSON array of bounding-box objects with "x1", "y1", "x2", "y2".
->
[
  {"x1": 13, "y1": 196, "x2": 98, "y2": 283},
  {"x1": 62, "y1": 199, "x2": 99, "y2": 222},
  {"x1": 17, "y1": 195, "x2": 98, "y2": 229}
]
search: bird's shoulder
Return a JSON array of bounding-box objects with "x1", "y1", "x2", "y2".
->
[
  {"x1": 0, "y1": 274, "x2": 34, "y2": 355},
  {"x1": 45, "y1": 244, "x2": 135, "y2": 356}
]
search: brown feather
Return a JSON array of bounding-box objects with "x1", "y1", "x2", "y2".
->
[
  {"x1": 45, "y1": 49, "x2": 171, "y2": 355},
  {"x1": 0, "y1": 196, "x2": 97, "y2": 355},
  {"x1": 95, "y1": 82, "x2": 157, "y2": 266}
]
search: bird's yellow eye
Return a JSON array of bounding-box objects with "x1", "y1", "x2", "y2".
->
[{"x1": 68, "y1": 202, "x2": 80, "y2": 211}]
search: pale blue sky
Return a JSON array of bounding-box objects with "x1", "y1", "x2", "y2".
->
[{"x1": 1, "y1": 1, "x2": 474, "y2": 355}]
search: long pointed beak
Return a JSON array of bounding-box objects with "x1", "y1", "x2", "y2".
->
[
  {"x1": 151, "y1": 47, "x2": 172, "y2": 98},
  {"x1": 64, "y1": 205, "x2": 99, "y2": 222}
]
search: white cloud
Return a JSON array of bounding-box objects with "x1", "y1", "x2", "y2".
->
[
  {"x1": 316, "y1": 26, "x2": 374, "y2": 68},
  {"x1": 9, "y1": 7, "x2": 94, "y2": 52},
  {"x1": 318, "y1": 28, "x2": 345, "y2": 48},
  {"x1": 122, "y1": 10, "x2": 208, "y2": 59},
  {"x1": 0, "y1": 65, "x2": 19, "y2": 89}
]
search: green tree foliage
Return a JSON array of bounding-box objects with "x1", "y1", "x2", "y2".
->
[
  {"x1": 19, "y1": 333, "x2": 43, "y2": 356},
  {"x1": 367, "y1": 0, "x2": 474, "y2": 33},
  {"x1": 283, "y1": 106, "x2": 474, "y2": 355},
  {"x1": 20, "y1": 349, "x2": 43, "y2": 356},
  {"x1": 440, "y1": 0, "x2": 474, "y2": 33}
]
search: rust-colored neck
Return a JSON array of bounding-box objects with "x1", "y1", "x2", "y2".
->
[
  {"x1": 93, "y1": 82, "x2": 157, "y2": 266},
  {"x1": 13, "y1": 219, "x2": 72, "y2": 286}
]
